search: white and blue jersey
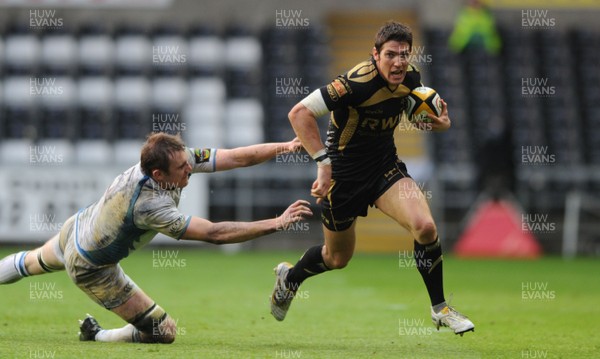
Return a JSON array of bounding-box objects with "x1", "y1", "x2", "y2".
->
[{"x1": 72, "y1": 147, "x2": 216, "y2": 266}]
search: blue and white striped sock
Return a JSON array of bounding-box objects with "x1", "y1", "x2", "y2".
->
[{"x1": 0, "y1": 251, "x2": 30, "y2": 284}]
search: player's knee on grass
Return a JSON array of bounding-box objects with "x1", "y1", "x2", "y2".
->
[
  {"x1": 130, "y1": 303, "x2": 176, "y2": 344},
  {"x1": 152, "y1": 316, "x2": 177, "y2": 344}
]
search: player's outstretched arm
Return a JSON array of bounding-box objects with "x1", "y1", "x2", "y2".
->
[
  {"x1": 289, "y1": 102, "x2": 332, "y2": 204},
  {"x1": 214, "y1": 138, "x2": 302, "y2": 171},
  {"x1": 180, "y1": 200, "x2": 312, "y2": 244}
]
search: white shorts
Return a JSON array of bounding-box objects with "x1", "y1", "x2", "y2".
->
[{"x1": 59, "y1": 215, "x2": 139, "y2": 309}]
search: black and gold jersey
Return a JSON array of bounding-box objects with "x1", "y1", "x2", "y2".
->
[{"x1": 318, "y1": 57, "x2": 422, "y2": 181}]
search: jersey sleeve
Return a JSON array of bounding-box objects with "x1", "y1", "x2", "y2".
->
[
  {"x1": 317, "y1": 73, "x2": 357, "y2": 112},
  {"x1": 135, "y1": 197, "x2": 191, "y2": 240},
  {"x1": 316, "y1": 59, "x2": 383, "y2": 111},
  {"x1": 186, "y1": 147, "x2": 217, "y2": 173}
]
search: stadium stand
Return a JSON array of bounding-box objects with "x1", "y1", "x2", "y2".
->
[{"x1": 0, "y1": 18, "x2": 598, "y2": 253}]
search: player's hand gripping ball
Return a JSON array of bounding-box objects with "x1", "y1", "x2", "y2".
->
[{"x1": 405, "y1": 86, "x2": 442, "y2": 123}]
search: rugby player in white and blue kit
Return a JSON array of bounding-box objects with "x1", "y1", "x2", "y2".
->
[{"x1": 0, "y1": 132, "x2": 312, "y2": 343}]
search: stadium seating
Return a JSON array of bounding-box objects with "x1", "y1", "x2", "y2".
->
[
  {"x1": 187, "y1": 25, "x2": 224, "y2": 76},
  {"x1": 183, "y1": 101, "x2": 223, "y2": 148},
  {"x1": 422, "y1": 25, "x2": 600, "y2": 250},
  {"x1": 114, "y1": 26, "x2": 152, "y2": 76},
  {"x1": 151, "y1": 26, "x2": 188, "y2": 77},
  {"x1": 0, "y1": 21, "x2": 598, "y2": 243},
  {"x1": 77, "y1": 76, "x2": 114, "y2": 140},
  {"x1": 184, "y1": 77, "x2": 226, "y2": 147},
  {"x1": 39, "y1": 76, "x2": 77, "y2": 140},
  {"x1": 260, "y1": 25, "x2": 330, "y2": 142},
  {"x1": 114, "y1": 76, "x2": 151, "y2": 138},
  {"x1": 0, "y1": 22, "x2": 334, "y2": 149},
  {"x1": 78, "y1": 25, "x2": 114, "y2": 76},
  {"x1": 37, "y1": 138, "x2": 75, "y2": 165},
  {"x1": 224, "y1": 98, "x2": 264, "y2": 147},
  {"x1": 0, "y1": 138, "x2": 32, "y2": 164},
  {"x1": 3, "y1": 76, "x2": 37, "y2": 138},
  {"x1": 74, "y1": 140, "x2": 113, "y2": 165},
  {"x1": 3, "y1": 26, "x2": 40, "y2": 75},
  {"x1": 113, "y1": 139, "x2": 145, "y2": 165}
]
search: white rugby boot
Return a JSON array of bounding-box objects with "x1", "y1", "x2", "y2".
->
[
  {"x1": 431, "y1": 305, "x2": 475, "y2": 336},
  {"x1": 270, "y1": 262, "x2": 296, "y2": 321}
]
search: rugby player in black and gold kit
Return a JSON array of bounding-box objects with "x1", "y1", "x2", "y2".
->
[{"x1": 270, "y1": 21, "x2": 474, "y2": 336}]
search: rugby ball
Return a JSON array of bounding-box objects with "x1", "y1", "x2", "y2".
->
[{"x1": 406, "y1": 86, "x2": 442, "y2": 122}]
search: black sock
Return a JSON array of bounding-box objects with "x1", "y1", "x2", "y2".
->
[
  {"x1": 285, "y1": 245, "x2": 330, "y2": 291},
  {"x1": 414, "y1": 237, "x2": 445, "y2": 306}
]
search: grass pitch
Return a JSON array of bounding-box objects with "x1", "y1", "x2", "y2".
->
[{"x1": 0, "y1": 248, "x2": 598, "y2": 358}]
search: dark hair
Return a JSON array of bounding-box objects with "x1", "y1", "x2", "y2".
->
[
  {"x1": 374, "y1": 21, "x2": 413, "y2": 53},
  {"x1": 140, "y1": 132, "x2": 186, "y2": 176}
]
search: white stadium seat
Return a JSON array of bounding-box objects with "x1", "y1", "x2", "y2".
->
[
  {"x1": 36, "y1": 139, "x2": 75, "y2": 165},
  {"x1": 188, "y1": 77, "x2": 226, "y2": 103},
  {"x1": 41, "y1": 34, "x2": 77, "y2": 71},
  {"x1": 78, "y1": 76, "x2": 114, "y2": 109},
  {"x1": 151, "y1": 77, "x2": 188, "y2": 110},
  {"x1": 113, "y1": 140, "x2": 144, "y2": 165},
  {"x1": 183, "y1": 102, "x2": 224, "y2": 148},
  {"x1": 79, "y1": 34, "x2": 115, "y2": 72},
  {"x1": 3, "y1": 33, "x2": 41, "y2": 71},
  {"x1": 114, "y1": 77, "x2": 151, "y2": 109},
  {"x1": 3, "y1": 76, "x2": 37, "y2": 108},
  {"x1": 188, "y1": 35, "x2": 224, "y2": 73},
  {"x1": 224, "y1": 99, "x2": 263, "y2": 147},
  {"x1": 0, "y1": 139, "x2": 33, "y2": 165},
  {"x1": 152, "y1": 34, "x2": 188, "y2": 69},
  {"x1": 115, "y1": 34, "x2": 152, "y2": 72},
  {"x1": 39, "y1": 77, "x2": 77, "y2": 109},
  {"x1": 75, "y1": 140, "x2": 114, "y2": 165},
  {"x1": 153, "y1": 34, "x2": 188, "y2": 52},
  {"x1": 224, "y1": 36, "x2": 261, "y2": 70}
]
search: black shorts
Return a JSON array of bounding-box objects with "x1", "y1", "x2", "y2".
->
[{"x1": 320, "y1": 157, "x2": 411, "y2": 231}]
